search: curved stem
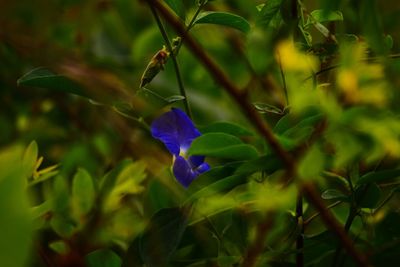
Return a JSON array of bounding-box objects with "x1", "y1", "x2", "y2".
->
[
  {"x1": 112, "y1": 107, "x2": 150, "y2": 131},
  {"x1": 147, "y1": 1, "x2": 192, "y2": 118},
  {"x1": 187, "y1": 1, "x2": 206, "y2": 31}
]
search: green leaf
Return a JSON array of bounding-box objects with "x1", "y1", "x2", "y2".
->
[
  {"x1": 28, "y1": 170, "x2": 59, "y2": 187},
  {"x1": 186, "y1": 174, "x2": 246, "y2": 204},
  {"x1": 194, "y1": 12, "x2": 251, "y2": 33},
  {"x1": 98, "y1": 159, "x2": 133, "y2": 200},
  {"x1": 51, "y1": 176, "x2": 70, "y2": 220},
  {"x1": 274, "y1": 113, "x2": 324, "y2": 147},
  {"x1": 103, "y1": 161, "x2": 147, "y2": 212},
  {"x1": 186, "y1": 162, "x2": 243, "y2": 198},
  {"x1": 274, "y1": 113, "x2": 324, "y2": 135},
  {"x1": 355, "y1": 183, "x2": 381, "y2": 208},
  {"x1": 145, "y1": 181, "x2": 176, "y2": 212},
  {"x1": 188, "y1": 133, "x2": 258, "y2": 160},
  {"x1": 0, "y1": 145, "x2": 32, "y2": 267},
  {"x1": 264, "y1": 135, "x2": 297, "y2": 155},
  {"x1": 17, "y1": 67, "x2": 87, "y2": 97},
  {"x1": 309, "y1": 10, "x2": 343, "y2": 24},
  {"x1": 357, "y1": 169, "x2": 400, "y2": 185},
  {"x1": 384, "y1": 34, "x2": 393, "y2": 51},
  {"x1": 139, "y1": 207, "x2": 189, "y2": 267},
  {"x1": 283, "y1": 115, "x2": 324, "y2": 138},
  {"x1": 86, "y1": 249, "x2": 122, "y2": 267},
  {"x1": 256, "y1": 0, "x2": 283, "y2": 26},
  {"x1": 22, "y1": 140, "x2": 38, "y2": 179},
  {"x1": 321, "y1": 189, "x2": 349, "y2": 202},
  {"x1": 31, "y1": 201, "x2": 52, "y2": 229},
  {"x1": 253, "y1": 102, "x2": 285, "y2": 115},
  {"x1": 199, "y1": 122, "x2": 254, "y2": 137},
  {"x1": 298, "y1": 144, "x2": 325, "y2": 180},
  {"x1": 164, "y1": 0, "x2": 185, "y2": 21},
  {"x1": 50, "y1": 215, "x2": 76, "y2": 238},
  {"x1": 165, "y1": 95, "x2": 185, "y2": 103},
  {"x1": 72, "y1": 168, "x2": 96, "y2": 221},
  {"x1": 49, "y1": 240, "x2": 69, "y2": 255},
  {"x1": 235, "y1": 154, "x2": 283, "y2": 175}
]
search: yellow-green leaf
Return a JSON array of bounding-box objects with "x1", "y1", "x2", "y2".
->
[
  {"x1": 72, "y1": 168, "x2": 96, "y2": 221},
  {"x1": 195, "y1": 12, "x2": 251, "y2": 33}
]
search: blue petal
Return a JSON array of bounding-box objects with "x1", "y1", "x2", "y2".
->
[
  {"x1": 151, "y1": 108, "x2": 201, "y2": 155},
  {"x1": 188, "y1": 155, "x2": 206, "y2": 168},
  {"x1": 173, "y1": 156, "x2": 198, "y2": 188},
  {"x1": 151, "y1": 108, "x2": 210, "y2": 188},
  {"x1": 171, "y1": 108, "x2": 201, "y2": 151},
  {"x1": 196, "y1": 162, "x2": 211, "y2": 174}
]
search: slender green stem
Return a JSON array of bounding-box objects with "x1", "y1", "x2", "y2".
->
[
  {"x1": 146, "y1": 1, "x2": 192, "y2": 118},
  {"x1": 112, "y1": 107, "x2": 151, "y2": 131},
  {"x1": 374, "y1": 189, "x2": 397, "y2": 212},
  {"x1": 204, "y1": 216, "x2": 230, "y2": 255},
  {"x1": 172, "y1": 0, "x2": 206, "y2": 57},
  {"x1": 187, "y1": 1, "x2": 206, "y2": 31},
  {"x1": 331, "y1": 166, "x2": 359, "y2": 267}
]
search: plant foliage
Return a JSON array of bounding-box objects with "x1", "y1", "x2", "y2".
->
[{"x1": 2, "y1": 0, "x2": 400, "y2": 266}]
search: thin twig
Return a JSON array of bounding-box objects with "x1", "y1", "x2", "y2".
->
[{"x1": 146, "y1": 1, "x2": 192, "y2": 118}]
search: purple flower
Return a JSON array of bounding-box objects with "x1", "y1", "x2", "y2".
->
[{"x1": 151, "y1": 108, "x2": 210, "y2": 187}]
